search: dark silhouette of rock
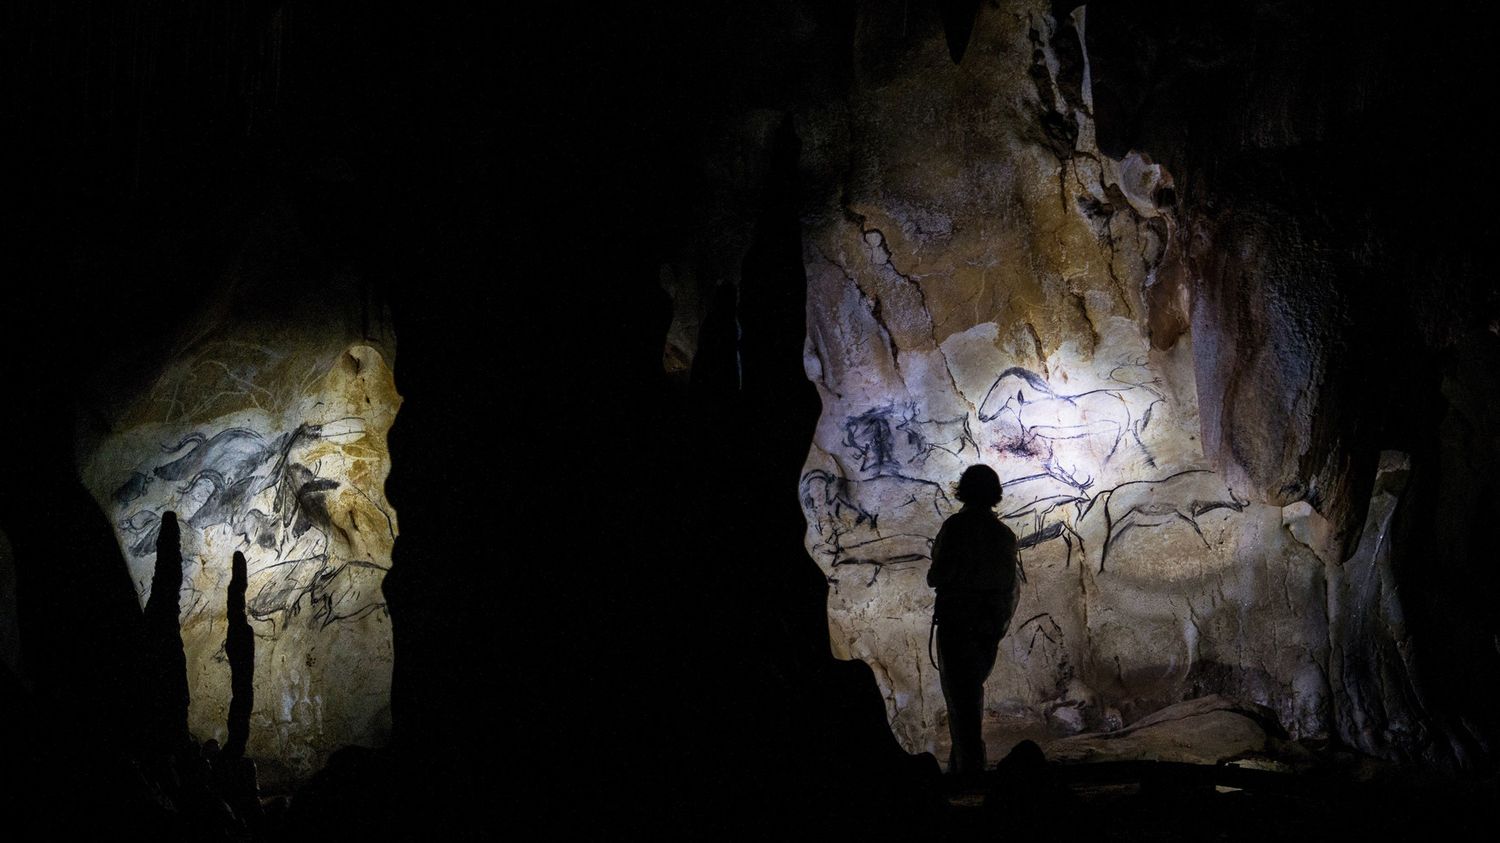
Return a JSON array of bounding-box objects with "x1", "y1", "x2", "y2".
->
[
  {"x1": 983, "y1": 740, "x2": 1086, "y2": 835},
  {"x1": 212, "y1": 550, "x2": 266, "y2": 833},
  {"x1": 225, "y1": 550, "x2": 253, "y2": 760},
  {"x1": 211, "y1": 753, "x2": 265, "y2": 834},
  {"x1": 143, "y1": 511, "x2": 190, "y2": 756}
]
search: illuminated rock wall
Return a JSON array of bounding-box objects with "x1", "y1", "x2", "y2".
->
[
  {"x1": 78, "y1": 283, "x2": 398, "y2": 779},
  {"x1": 797, "y1": 4, "x2": 1330, "y2": 755}
]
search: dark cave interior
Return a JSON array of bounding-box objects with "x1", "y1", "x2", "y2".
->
[{"x1": 3, "y1": 0, "x2": 1500, "y2": 837}]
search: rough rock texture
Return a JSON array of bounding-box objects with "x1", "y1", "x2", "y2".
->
[
  {"x1": 1325, "y1": 451, "x2": 1438, "y2": 762},
  {"x1": 650, "y1": 0, "x2": 1496, "y2": 787},
  {"x1": 791, "y1": 2, "x2": 1330, "y2": 759},
  {"x1": 142, "y1": 511, "x2": 191, "y2": 753},
  {"x1": 1082, "y1": 0, "x2": 1500, "y2": 770},
  {"x1": 225, "y1": 549, "x2": 254, "y2": 759},
  {"x1": 1044, "y1": 695, "x2": 1277, "y2": 765},
  {"x1": 76, "y1": 235, "x2": 399, "y2": 780}
]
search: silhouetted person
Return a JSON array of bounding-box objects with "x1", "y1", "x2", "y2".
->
[
  {"x1": 143, "y1": 511, "x2": 191, "y2": 756},
  {"x1": 927, "y1": 465, "x2": 1022, "y2": 778},
  {"x1": 224, "y1": 551, "x2": 253, "y2": 759}
]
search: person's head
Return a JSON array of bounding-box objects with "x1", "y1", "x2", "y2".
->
[{"x1": 955, "y1": 464, "x2": 1002, "y2": 508}]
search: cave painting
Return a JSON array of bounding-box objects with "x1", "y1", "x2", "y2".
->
[
  {"x1": 788, "y1": 0, "x2": 1331, "y2": 762},
  {"x1": 796, "y1": 331, "x2": 1317, "y2": 756},
  {"x1": 83, "y1": 343, "x2": 399, "y2": 777},
  {"x1": 803, "y1": 364, "x2": 1246, "y2": 585},
  {"x1": 112, "y1": 420, "x2": 392, "y2": 630}
]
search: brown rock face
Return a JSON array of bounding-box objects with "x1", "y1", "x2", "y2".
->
[
  {"x1": 77, "y1": 244, "x2": 399, "y2": 781},
  {"x1": 792, "y1": 2, "x2": 1329, "y2": 757},
  {"x1": 1079, "y1": 0, "x2": 1500, "y2": 769},
  {"x1": 655, "y1": 0, "x2": 1498, "y2": 776},
  {"x1": 1045, "y1": 695, "x2": 1274, "y2": 766}
]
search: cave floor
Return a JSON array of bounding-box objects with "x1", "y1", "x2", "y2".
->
[
  {"x1": 936, "y1": 768, "x2": 1488, "y2": 840},
  {"x1": 922, "y1": 706, "x2": 1497, "y2": 840},
  {"x1": 933, "y1": 733, "x2": 1497, "y2": 841},
  {"x1": 939, "y1": 766, "x2": 1497, "y2": 841}
]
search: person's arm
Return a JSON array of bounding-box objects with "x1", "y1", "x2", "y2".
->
[
  {"x1": 1003, "y1": 523, "x2": 1026, "y2": 584},
  {"x1": 927, "y1": 519, "x2": 953, "y2": 588}
]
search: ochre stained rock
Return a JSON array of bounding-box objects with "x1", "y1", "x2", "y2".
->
[
  {"x1": 797, "y1": 2, "x2": 1330, "y2": 757},
  {"x1": 80, "y1": 294, "x2": 399, "y2": 781}
]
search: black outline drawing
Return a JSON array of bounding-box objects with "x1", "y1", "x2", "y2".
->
[
  {"x1": 1013, "y1": 612, "x2": 1065, "y2": 654},
  {"x1": 977, "y1": 365, "x2": 1159, "y2": 471},
  {"x1": 1079, "y1": 468, "x2": 1249, "y2": 573},
  {"x1": 112, "y1": 416, "x2": 391, "y2": 631},
  {"x1": 843, "y1": 403, "x2": 980, "y2": 473},
  {"x1": 800, "y1": 468, "x2": 947, "y2": 586},
  {"x1": 843, "y1": 407, "x2": 900, "y2": 472},
  {"x1": 806, "y1": 363, "x2": 1246, "y2": 586}
]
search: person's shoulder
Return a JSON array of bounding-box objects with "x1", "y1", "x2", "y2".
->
[
  {"x1": 945, "y1": 508, "x2": 982, "y2": 527},
  {"x1": 943, "y1": 508, "x2": 966, "y2": 522}
]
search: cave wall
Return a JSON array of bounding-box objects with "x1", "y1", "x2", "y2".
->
[
  {"x1": 1083, "y1": 0, "x2": 1500, "y2": 768},
  {"x1": 5, "y1": 0, "x2": 1497, "y2": 830},
  {"x1": 655, "y1": 0, "x2": 1499, "y2": 773},
  {"x1": 74, "y1": 220, "x2": 400, "y2": 779},
  {"x1": 791, "y1": 1, "x2": 1329, "y2": 755},
  {"x1": 3, "y1": 0, "x2": 510, "y2": 828}
]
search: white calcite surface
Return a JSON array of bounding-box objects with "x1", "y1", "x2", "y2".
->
[
  {"x1": 80, "y1": 313, "x2": 399, "y2": 779},
  {"x1": 797, "y1": 3, "x2": 1331, "y2": 757}
]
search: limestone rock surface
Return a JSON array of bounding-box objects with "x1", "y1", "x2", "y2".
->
[
  {"x1": 1044, "y1": 695, "x2": 1272, "y2": 766},
  {"x1": 78, "y1": 267, "x2": 398, "y2": 781},
  {"x1": 796, "y1": 2, "x2": 1330, "y2": 758}
]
